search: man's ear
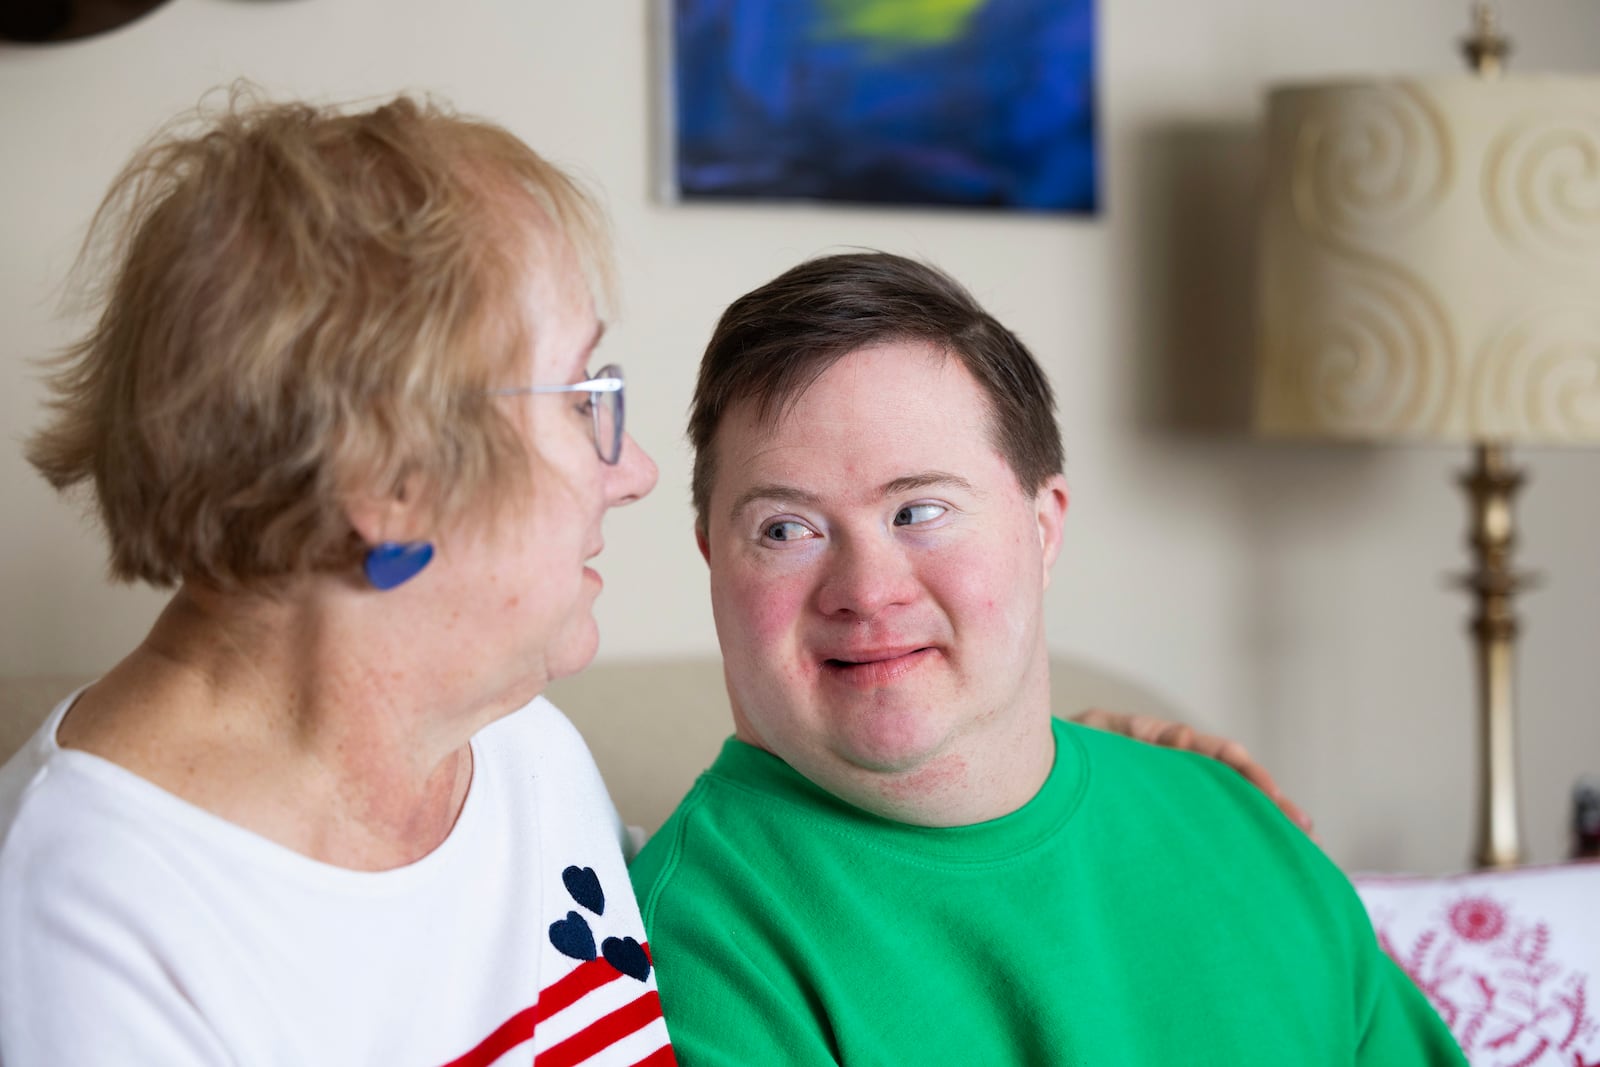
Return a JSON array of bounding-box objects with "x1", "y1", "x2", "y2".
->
[
  {"x1": 1035, "y1": 474, "x2": 1070, "y2": 586},
  {"x1": 695, "y1": 523, "x2": 711, "y2": 565}
]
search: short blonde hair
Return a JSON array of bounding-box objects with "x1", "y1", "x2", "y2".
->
[{"x1": 27, "y1": 87, "x2": 612, "y2": 590}]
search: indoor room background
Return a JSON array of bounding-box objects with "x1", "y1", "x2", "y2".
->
[{"x1": 3, "y1": 0, "x2": 1597, "y2": 875}]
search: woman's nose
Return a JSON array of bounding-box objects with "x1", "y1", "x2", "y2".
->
[{"x1": 608, "y1": 432, "x2": 658, "y2": 507}]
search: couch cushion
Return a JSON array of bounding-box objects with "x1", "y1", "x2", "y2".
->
[
  {"x1": 1354, "y1": 863, "x2": 1600, "y2": 1065},
  {"x1": 0, "y1": 650, "x2": 1178, "y2": 834}
]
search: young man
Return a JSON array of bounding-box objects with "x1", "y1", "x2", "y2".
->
[{"x1": 630, "y1": 253, "x2": 1465, "y2": 1065}]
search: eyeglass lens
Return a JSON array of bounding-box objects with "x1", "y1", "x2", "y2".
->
[{"x1": 593, "y1": 364, "x2": 624, "y2": 464}]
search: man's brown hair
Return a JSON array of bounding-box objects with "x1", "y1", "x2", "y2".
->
[{"x1": 688, "y1": 251, "x2": 1064, "y2": 530}]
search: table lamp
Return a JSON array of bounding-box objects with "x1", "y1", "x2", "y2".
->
[{"x1": 1254, "y1": 4, "x2": 1600, "y2": 868}]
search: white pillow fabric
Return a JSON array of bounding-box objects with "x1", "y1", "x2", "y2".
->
[{"x1": 1354, "y1": 863, "x2": 1600, "y2": 1067}]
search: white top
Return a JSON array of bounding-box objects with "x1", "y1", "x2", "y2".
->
[{"x1": 0, "y1": 691, "x2": 672, "y2": 1066}]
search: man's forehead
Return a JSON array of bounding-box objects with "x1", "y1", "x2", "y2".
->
[
  {"x1": 707, "y1": 349, "x2": 1013, "y2": 516},
  {"x1": 722, "y1": 342, "x2": 971, "y2": 433}
]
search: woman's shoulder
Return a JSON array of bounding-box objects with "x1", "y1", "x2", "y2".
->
[
  {"x1": 477, "y1": 693, "x2": 595, "y2": 773},
  {"x1": 0, "y1": 687, "x2": 88, "y2": 850},
  {"x1": 1, "y1": 740, "x2": 192, "y2": 876},
  {"x1": 476, "y1": 694, "x2": 625, "y2": 828},
  {"x1": 0, "y1": 740, "x2": 206, "y2": 967}
]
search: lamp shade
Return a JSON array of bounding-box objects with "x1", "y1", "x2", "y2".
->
[{"x1": 1256, "y1": 78, "x2": 1600, "y2": 444}]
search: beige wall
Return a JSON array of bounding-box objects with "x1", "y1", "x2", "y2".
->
[{"x1": 3, "y1": 0, "x2": 1598, "y2": 873}]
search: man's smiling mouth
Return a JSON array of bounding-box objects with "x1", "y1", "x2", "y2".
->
[{"x1": 820, "y1": 647, "x2": 937, "y2": 685}]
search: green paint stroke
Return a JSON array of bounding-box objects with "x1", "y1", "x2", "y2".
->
[{"x1": 815, "y1": 0, "x2": 987, "y2": 47}]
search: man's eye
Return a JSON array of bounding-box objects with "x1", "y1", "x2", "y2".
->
[
  {"x1": 762, "y1": 520, "x2": 814, "y2": 542},
  {"x1": 893, "y1": 503, "x2": 946, "y2": 526}
]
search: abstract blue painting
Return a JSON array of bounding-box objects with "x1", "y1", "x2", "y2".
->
[{"x1": 668, "y1": 0, "x2": 1098, "y2": 213}]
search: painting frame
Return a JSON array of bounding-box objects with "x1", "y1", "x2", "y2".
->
[{"x1": 656, "y1": 0, "x2": 1099, "y2": 214}]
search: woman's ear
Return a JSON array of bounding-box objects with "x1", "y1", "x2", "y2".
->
[
  {"x1": 344, "y1": 474, "x2": 428, "y2": 548},
  {"x1": 346, "y1": 478, "x2": 437, "y2": 591}
]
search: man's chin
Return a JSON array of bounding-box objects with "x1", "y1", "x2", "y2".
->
[
  {"x1": 833, "y1": 724, "x2": 961, "y2": 780},
  {"x1": 806, "y1": 742, "x2": 970, "y2": 823}
]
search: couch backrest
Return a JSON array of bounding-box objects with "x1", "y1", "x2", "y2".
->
[{"x1": 1, "y1": 656, "x2": 1176, "y2": 833}]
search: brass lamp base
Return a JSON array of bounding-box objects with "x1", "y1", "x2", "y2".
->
[{"x1": 1457, "y1": 442, "x2": 1534, "y2": 869}]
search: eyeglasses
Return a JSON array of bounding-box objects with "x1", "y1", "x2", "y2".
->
[{"x1": 491, "y1": 363, "x2": 626, "y2": 465}]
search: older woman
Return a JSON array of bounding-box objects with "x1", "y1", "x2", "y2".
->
[{"x1": 0, "y1": 94, "x2": 668, "y2": 1065}]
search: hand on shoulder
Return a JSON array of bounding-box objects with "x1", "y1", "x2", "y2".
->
[{"x1": 1069, "y1": 708, "x2": 1315, "y2": 837}]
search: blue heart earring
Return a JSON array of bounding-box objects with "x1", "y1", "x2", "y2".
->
[{"x1": 363, "y1": 541, "x2": 434, "y2": 591}]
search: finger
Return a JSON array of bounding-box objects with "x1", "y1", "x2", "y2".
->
[
  {"x1": 1199, "y1": 737, "x2": 1316, "y2": 835},
  {"x1": 1070, "y1": 707, "x2": 1117, "y2": 732},
  {"x1": 1211, "y1": 739, "x2": 1267, "y2": 784},
  {"x1": 1210, "y1": 738, "x2": 1285, "y2": 798},
  {"x1": 1071, "y1": 710, "x2": 1316, "y2": 836},
  {"x1": 1126, "y1": 714, "x2": 1176, "y2": 744},
  {"x1": 1276, "y1": 796, "x2": 1316, "y2": 836},
  {"x1": 1158, "y1": 722, "x2": 1195, "y2": 747}
]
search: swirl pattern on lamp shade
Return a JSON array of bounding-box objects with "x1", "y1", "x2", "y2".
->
[
  {"x1": 1486, "y1": 114, "x2": 1600, "y2": 266},
  {"x1": 1471, "y1": 304, "x2": 1600, "y2": 438},
  {"x1": 1256, "y1": 78, "x2": 1600, "y2": 445},
  {"x1": 1290, "y1": 82, "x2": 1451, "y2": 249}
]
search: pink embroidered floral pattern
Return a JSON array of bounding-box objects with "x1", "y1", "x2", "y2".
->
[
  {"x1": 1368, "y1": 893, "x2": 1598, "y2": 1067},
  {"x1": 1450, "y1": 897, "x2": 1508, "y2": 943}
]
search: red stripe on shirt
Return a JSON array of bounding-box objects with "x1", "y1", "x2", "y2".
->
[
  {"x1": 439, "y1": 1003, "x2": 539, "y2": 1067},
  {"x1": 535, "y1": 990, "x2": 665, "y2": 1067},
  {"x1": 440, "y1": 944, "x2": 659, "y2": 1067},
  {"x1": 535, "y1": 957, "x2": 629, "y2": 1021},
  {"x1": 630, "y1": 1044, "x2": 680, "y2": 1067}
]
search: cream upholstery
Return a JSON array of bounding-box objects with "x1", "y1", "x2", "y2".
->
[{"x1": 0, "y1": 656, "x2": 1176, "y2": 834}]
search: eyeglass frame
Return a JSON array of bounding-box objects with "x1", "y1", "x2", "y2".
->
[{"x1": 490, "y1": 363, "x2": 626, "y2": 465}]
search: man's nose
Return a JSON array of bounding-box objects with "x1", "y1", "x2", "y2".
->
[{"x1": 814, "y1": 531, "x2": 919, "y2": 618}]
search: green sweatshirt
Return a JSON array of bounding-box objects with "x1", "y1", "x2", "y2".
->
[{"x1": 632, "y1": 718, "x2": 1465, "y2": 1066}]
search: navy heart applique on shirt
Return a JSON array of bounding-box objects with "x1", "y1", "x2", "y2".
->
[
  {"x1": 602, "y1": 936, "x2": 651, "y2": 981},
  {"x1": 548, "y1": 911, "x2": 597, "y2": 962},
  {"x1": 562, "y1": 865, "x2": 605, "y2": 915},
  {"x1": 547, "y1": 863, "x2": 650, "y2": 981}
]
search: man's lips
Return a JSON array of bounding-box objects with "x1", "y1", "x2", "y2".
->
[
  {"x1": 822, "y1": 646, "x2": 929, "y2": 666},
  {"x1": 820, "y1": 647, "x2": 937, "y2": 687}
]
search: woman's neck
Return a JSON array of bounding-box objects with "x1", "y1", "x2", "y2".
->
[{"x1": 57, "y1": 582, "x2": 498, "y2": 870}]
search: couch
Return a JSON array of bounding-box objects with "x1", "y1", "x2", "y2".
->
[{"x1": 3, "y1": 663, "x2": 1595, "y2": 1064}]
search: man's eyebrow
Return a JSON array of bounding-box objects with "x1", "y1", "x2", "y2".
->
[
  {"x1": 880, "y1": 471, "x2": 980, "y2": 497},
  {"x1": 728, "y1": 484, "x2": 824, "y2": 522},
  {"x1": 728, "y1": 472, "x2": 980, "y2": 522}
]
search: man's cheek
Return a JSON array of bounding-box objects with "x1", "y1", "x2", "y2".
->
[
  {"x1": 926, "y1": 549, "x2": 1000, "y2": 611},
  {"x1": 739, "y1": 574, "x2": 809, "y2": 645},
  {"x1": 937, "y1": 545, "x2": 1034, "y2": 631}
]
